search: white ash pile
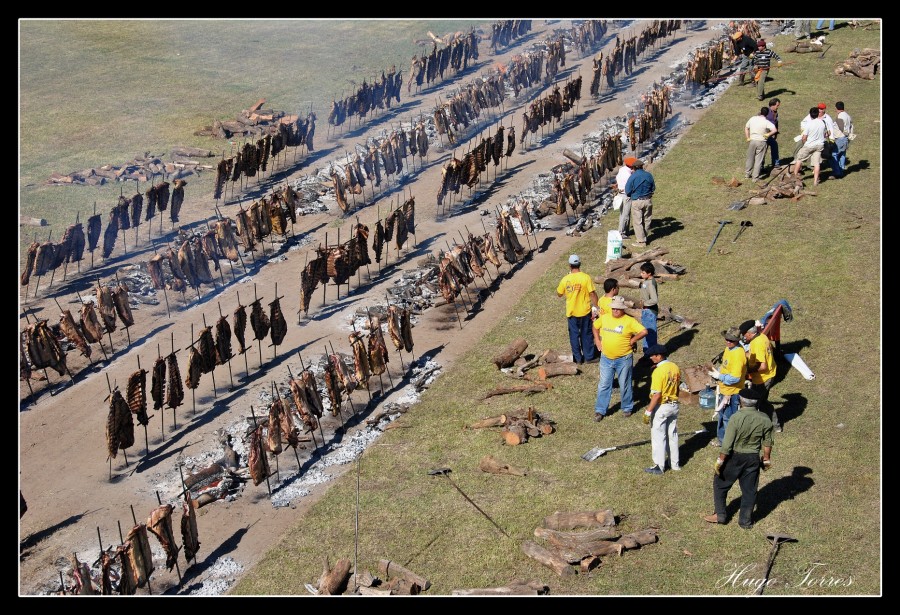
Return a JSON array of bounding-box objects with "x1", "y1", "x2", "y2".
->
[
  {"x1": 117, "y1": 263, "x2": 160, "y2": 305},
  {"x1": 289, "y1": 173, "x2": 332, "y2": 216},
  {"x1": 185, "y1": 556, "x2": 244, "y2": 596}
]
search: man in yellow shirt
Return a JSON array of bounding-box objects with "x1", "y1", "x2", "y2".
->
[
  {"x1": 740, "y1": 319, "x2": 781, "y2": 432},
  {"x1": 591, "y1": 295, "x2": 647, "y2": 421},
  {"x1": 556, "y1": 254, "x2": 599, "y2": 364},
  {"x1": 709, "y1": 327, "x2": 748, "y2": 445},
  {"x1": 597, "y1": 278, "x2": 619, "y2": 318},
  {"x1": 642, "y1": 344, "x2": 681, "y2": 475}
]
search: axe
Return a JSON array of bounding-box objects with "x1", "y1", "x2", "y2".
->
[
  {"x1": 756, "y1": 532, "x2": 798, "y2": 595},
  {"x1": 706, "y1": 220, "x2": 732, "y2": 254},
  {"x1": 582, "y1": 429, "x2": 707, "y2": 461}
]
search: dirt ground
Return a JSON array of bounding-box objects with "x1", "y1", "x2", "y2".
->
[{"x1": 19, "y1": 20, "x2": 731, "y2": 596}]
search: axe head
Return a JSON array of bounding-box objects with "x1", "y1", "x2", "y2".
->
[
  {"x1": 427, "y1": 467, "x2": 451, "y2": 476},
  {"x1": 766, "y1": 532, "x2": 797, "y2": 544}
]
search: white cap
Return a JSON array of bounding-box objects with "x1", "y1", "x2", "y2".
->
[{"x1": 568, "y1": 254, "x2": 581, "y2": 266}]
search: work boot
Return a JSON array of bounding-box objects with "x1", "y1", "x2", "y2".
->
[
  {"x1": 703, "y1": 514, "x2": 724, "y2": 524},
  {"x1": 593, "y1": 413, "x2": 605, "y2": 422}
]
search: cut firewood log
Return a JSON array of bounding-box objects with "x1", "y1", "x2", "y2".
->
[
  {"x1": 358, "y1": 586, "x2": 393, "y2": 596},
  {"x1": 451, "y1": 580, "x2": 549, "y2": 595},
  {"x1": 384, "y1": 577, "x2": 421, "y2": 595},
  {"x1": 483, "y1": 381, "x2": 552, "y2": 399},
  {"x1": 551, "y1": 540, "x2": 626, "y2": 563},
  {"x1": 502, "y1": 423, "x2": 528, "y2": 446},
  {"x1": 542, "y1": 509, "x2": 616, "y2": 530},
  {"x1": 318, "y1": 556, "x2": 352, "y2": 595},
  {"x1": 521, "y1": 541, "x2": 576, "y2": 577},
  {"x1": 514, "y1": 353, "x2": 542, "y2": 378},
  {"x1": 469, "y1": 414, "x2": 508, "y2": 429},
  {"x1": 541, "y1": 349, "x2": 562, "y2": 363},
  {"x1": 605, "y1": 247, "x2": 668, "y2": 273},
  {"x1": 580, "y1": 556, "x2": 601, "y2": 572},
  {"x1": 537, "y1": 362, "x2": 579, "y2": 379},
  {"x1": 353, "y1": 569, "x2": 377, "y2": 588},
  {"x1": 378, "y1": 559, "x2": 431, "y2": 591},
  {"x1": 533, "y1": 526, "x2": 620, "y2": 547},
  {"x1": 492, "y1": 338, "x2": 528, "y2": 369},
  {"x1": 616, "y1": 528, "x2": 659, "y2": 550},
  {"x1": 479, "y1": 454, "x2": 527, "y2": 476}
]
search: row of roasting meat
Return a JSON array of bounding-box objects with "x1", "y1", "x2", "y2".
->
[
  {"x1": 213, "y1": 115, "x2": 316, "y2": 199},
  {"x1": 432, "y1": 74, "x2": 507, "y2": 145},
  {"x1": 407, "y1": 30, "x2": 480, "y2": 92},
  {"x1": 520, "y1": 78, "x2": 583, "y2": 143},
  {"x1": 68, "y1": 499, "x2": 199, "y2": 594},
  {"x1": 21, "y1": 281, "x2": 134, "y2": 380},
  {"x1": 489, "y1": 19, "x2": 532, "y2": 51},
  {"x1": 589, "y1": 21, "x2": 683, "y2": 97},
  {"x1": 327, "y1": 68, "x2": 403, "y2": 128},
  {"x1": 20, "y1": 180, "x2": 184, "y2": 286},
  {"x1": 298, "y1": 198, "x2": 414, "y2": 313},
  {"x1": 248, "y1": 306, "x2": 412, "y2": 486},
  {"x1": 330, "y1": 128, "x2": 427, "y2": 212},
  {"x1": 436, "y1": 128, "x2": 515, "y2": 205}
]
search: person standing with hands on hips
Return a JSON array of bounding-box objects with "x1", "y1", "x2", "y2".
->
[
  {"x1": 642, "y1": 343, "x2": 681, "y2": 475},
  {"x1": 592, "y1": 295, "x2": 647, "y2": 421},
  {"x1": 704, "y1": 387, "x2": 773, "y2": 529},
  {"x1": 556, "y1": 254, "x2": 599, "y2": 365},
  {"x1": 708, "y1": 327, "x2": 748, "y2": 446}
]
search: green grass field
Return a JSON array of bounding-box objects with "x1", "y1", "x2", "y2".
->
[{"x1": 232, "y1": 22, "x2": 881, "y2": 596}]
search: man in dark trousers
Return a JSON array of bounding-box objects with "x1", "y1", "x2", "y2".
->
[
  {"x1": 704, "y1": 388, "x2": 774, "y2": 529},
  {"x1": 731, "y1": 30, "x2": 757, "y2": 86}
]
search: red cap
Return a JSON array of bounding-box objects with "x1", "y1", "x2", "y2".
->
[
  {"x1": 623, "y1": 157, "x2": 637, "y2": 167},
  {"x1": 817, "y1": 103, "x2": 827, "y2": 110}
]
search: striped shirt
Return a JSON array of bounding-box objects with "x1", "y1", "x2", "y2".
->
[{"x1": 753, "y1": 48, "x2": 782, "y2": 70}]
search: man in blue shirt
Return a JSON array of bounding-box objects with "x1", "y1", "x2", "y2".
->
[{"x1": 624, "y1": 158, "x2": 656, "y2": 248}]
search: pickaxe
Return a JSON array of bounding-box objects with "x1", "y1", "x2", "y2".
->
[
  {"x1": 582, "y1": 429, "x2": 708, "y2": 461},
  {"x1": 756, "y1": 532, "x2": 798, "y2": 595},
  {"x1": 427, "y1": 467, "x2": 511, "y2": 538},
  {"x1": 706, "y1": 220, "x2": 733, "y2": 254},
  {"x1": 732, "y1": 220, "x2": 753, "y2": 242}
]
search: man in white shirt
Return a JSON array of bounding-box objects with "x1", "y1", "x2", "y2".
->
[
  {"x1": 744, "y1": 107, "x2": 778, "y2": 181},
  {"x1": 792, "y1": 106, "x2": 830, "y2": 185},
  {"x1": 615, "y1": 157, "x2": 636, "y2": 239},
  {"x1": 834, "y1": 101, "x2": 854, "y2": 173}
]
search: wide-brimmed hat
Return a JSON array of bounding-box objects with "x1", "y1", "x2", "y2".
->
[
  {"x1": 610, "y1": 296, "x2": 628, "y2": 310},
  {"x1": 722, "y1": 327, "x2": 741, "y2": 343}
]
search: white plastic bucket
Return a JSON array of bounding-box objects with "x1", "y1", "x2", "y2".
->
[{"x1": 606, "y1": 230, "x2": 623, "y2": 262}]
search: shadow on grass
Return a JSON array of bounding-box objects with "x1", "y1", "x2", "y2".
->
[
  {"x1": 754, "y1": 465, "x2": 815, "y2": 522},
  {"x1": 649, "y1": 216, "x2": 684, "y2": 243}
]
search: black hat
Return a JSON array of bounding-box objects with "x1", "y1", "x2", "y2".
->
[
  {"x1": 645, "y1": 343, "x2": 668, "y2": 357},
  {"x1": 739, "y1": 388, "x2": 760, "y2": 401},
  {"x1": 739, "y1": 320, "x2": 757, "y2": 335},
  {"x1": 631, "y1": 158, "x2": 644, "y2": 168}
]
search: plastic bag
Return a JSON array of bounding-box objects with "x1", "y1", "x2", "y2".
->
[{"x1": 612, "y1": 193, "x2": 624, "y2": 211}]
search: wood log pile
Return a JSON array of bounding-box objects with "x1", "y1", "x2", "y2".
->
[
  {"x1": 522, "y1": 509, "x2": 659, "y2": 576},
  {"x1": 47, "y1": 151, "x2": 209, "y2": 186},
  {"x1": 469, "y1": 406, "x2": 556, "y2": 446},
  {"x1": 834, "y1": 47, "x2": 880, "y2": 80},
  {"x1": 747, "y1": 170, "x2": 815, "y2": 202}
]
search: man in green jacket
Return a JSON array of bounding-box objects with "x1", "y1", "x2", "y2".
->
[{"x1": 704, "y1": 388, "x2": 773, "y2": 529}]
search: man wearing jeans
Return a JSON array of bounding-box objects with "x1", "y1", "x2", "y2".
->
[
  {"x1": 556, "y1": 254, "x2": 599, "y2": 364},
  {"x1": 709, "y1": 327, "x2": 748, "y2": 445},
  {"x1": 591, "y1": 295, "x2": 647, "y2": 421}
]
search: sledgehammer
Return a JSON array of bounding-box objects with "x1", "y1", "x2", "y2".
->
[{"x1": 706, "y1": 220, "x2": 733, "y2": 254}]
